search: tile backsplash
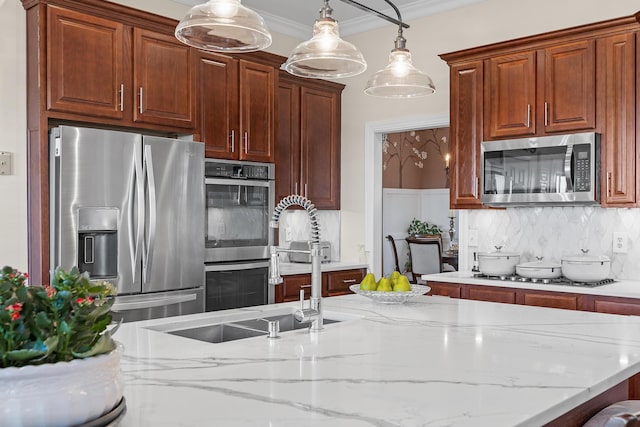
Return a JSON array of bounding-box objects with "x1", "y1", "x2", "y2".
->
[
  {"x1": 466, "y1": 207, "x2": 640, "y2": 279},
  {"x1": 277, "y1": 210, "x2": 341, "y2": 262}
]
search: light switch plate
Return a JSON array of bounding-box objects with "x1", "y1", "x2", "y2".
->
[
  {"x1": 613, "y1": 232, "x2": 628, "y2": 253},
  {"x1": 0, "y1": 152, "x2": 11, "y2": 175}
]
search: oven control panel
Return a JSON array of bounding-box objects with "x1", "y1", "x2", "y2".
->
[{"x1": 205, "y1": 160, "x2": 274, "y2": 180}]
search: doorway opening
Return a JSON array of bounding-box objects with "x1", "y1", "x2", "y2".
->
[{"x1": 364, "y1": 114, "x2": 451, "y2": 278}]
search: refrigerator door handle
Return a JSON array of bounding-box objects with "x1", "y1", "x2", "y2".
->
[
  {"x1": 129, "y1": 151, "x2": 144, "y2": 285},
  {"x1": 143, "y1": 145, "x2": 157, "y2": 284},
  {"x1": 111, "y1": 293, "x2": 198, "y2": 311}
]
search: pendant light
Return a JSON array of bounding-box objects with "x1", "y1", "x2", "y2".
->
[
  {"x1": 175, "y1": 0, "x2": 272, "y2": 52},
  {"x1": 364, "y1": 27, "x2": 435, "y2": 98},
  {"x1": 282, "y1": 0, "x2": 367, "y2": 79}
]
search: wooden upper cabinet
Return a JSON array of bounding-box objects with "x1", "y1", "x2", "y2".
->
[
  {"x1": 197, "y1": 52, "x2": 239, "y2": 159},
  {"x1": 276, "y1": 75, "x2": 343, "y2": 209},
  {"x1": 543, "y1": 40, "x2": 596, "y2": 133},
  {"x1": 485, "y1": 51, "x2": 536, "y2": 139},
  {"x1": 600, "y1": 33, "x2": 637, "y2": 206},
  {"x1": 133, "y1": 29, "x2": 195, "y2": 129},
  {"x1": 450, "y1": 60, "x2": 484, "y2": 208},
  {"x1": 239, "y1": 60, "x2": 275, "y2": 162},
  {"x1": 300, "y1": 86, "x2": 341, "y2": 209},
  {"x1": 484, "y1": 40, "x2": 596, "y2": 140},
  {"x1": 47, "y1": 6, "x2": 125, "y2": 120}
]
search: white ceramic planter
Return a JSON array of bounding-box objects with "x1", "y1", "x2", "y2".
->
[{"x1": 0, "y1": 343, "x2": 124, "y2": 427}]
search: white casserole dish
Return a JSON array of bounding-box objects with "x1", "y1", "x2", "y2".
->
[
  {"x1": 516, "y1": 257, "x2": 562, "y2": 279},
  {"x1": 477, "y1": 246, "x2": 520, "y2": 276},
  {"x1": 561, "y1": 251, "x2": 611, "y2": 282}
]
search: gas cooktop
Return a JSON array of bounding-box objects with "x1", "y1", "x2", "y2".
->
[{"x1": 472, "y1": 272, "x2": 615, "y2": 287}]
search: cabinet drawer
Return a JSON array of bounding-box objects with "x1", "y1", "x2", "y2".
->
[
  {"x1": 428, "y1": 283, "x2": 462, "y2": 298},
  {"x1": 325, "y1": 269, "x2": 365, "y2": 296},
  {"x1": 523, "y1": 293, "x2": 577, "y2": 310},
  {"x1": 468, "y1": 287, "x2": 516, "y2": 304},
  {"x1": 280, "y1": 274, "x2": 312, "y2": 302},
  {"x1": 594, "y1": 300, "x2": 640, "y2": 316}
]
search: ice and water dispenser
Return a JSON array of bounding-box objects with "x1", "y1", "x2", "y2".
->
[{"x1": 77, "y1": 208, "x2": 118, "y2": 279}]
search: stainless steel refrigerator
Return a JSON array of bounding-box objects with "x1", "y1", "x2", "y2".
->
[{"x1": 50, "y1": 125, "x2": 205, "y2": 321}]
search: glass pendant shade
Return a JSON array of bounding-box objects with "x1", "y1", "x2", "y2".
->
[
  {"x1": 175, "y1": 0, "x2": 272, "y2": 52},
  {"x1": 365, "y1": 49, "x2": 435, "y2": 98},
  {"x1": 283, "y1": 18, "x2": 367, "y2": 79}
]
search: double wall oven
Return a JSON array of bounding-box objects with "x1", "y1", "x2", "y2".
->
[{"x1": 204, "y1": 159, "x2": 275, "y2": 311}]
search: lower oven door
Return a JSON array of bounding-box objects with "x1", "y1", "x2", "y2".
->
[{"x1": 205, "y1": 260, "x2": 272, "y2": 312}]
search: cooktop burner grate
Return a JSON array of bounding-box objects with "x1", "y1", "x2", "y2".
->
[{"x1": 472, "y1": 273, "x2": 615, "y2": 287}]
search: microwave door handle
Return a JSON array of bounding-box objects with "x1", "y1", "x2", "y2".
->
[
  {"x1": 143, "y1": 145, "x2": 157, "y2": 284},
  {"x1": 563, "y1": 144, "x2": 574, "y2": 192}
]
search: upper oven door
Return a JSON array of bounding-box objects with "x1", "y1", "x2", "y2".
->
[
  {"x1": 205, "y1": 177, "x2": 275, "y2": 262},
  {"x1": 481, "y1": 132, "x2": 599, "y2": 206}
]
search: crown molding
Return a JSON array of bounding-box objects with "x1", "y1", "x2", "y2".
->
[{"x1": 254, "y1": 9, "x2": 312, "y2": 40}]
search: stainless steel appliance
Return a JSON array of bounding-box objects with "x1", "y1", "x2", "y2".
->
[
  {"x1": 204, "y1": 159, "x2": 275, "y2": 311},
  {"x1": 480, "y1": 132, "x2": 600, "y2": 206},
  {"x1": 50, "y1": 126, "x2": 205, "y2": 322},
  {"x1": 472, "y1": 273, "x2": 614, "y2": 287}
]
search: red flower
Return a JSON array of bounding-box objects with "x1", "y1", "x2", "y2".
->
[
  {"x1": 76, "y1": 297, "x2": 85, "y2": 305},
  {"x1": 5, "y1": 302, "x2": 23, "y2": 321},
  {"x1": 45, "y1": 285, "x2": 55, "y2": 298},
  {"x1": 23, "y1": 273, "x2": 29, "y2": 278}
]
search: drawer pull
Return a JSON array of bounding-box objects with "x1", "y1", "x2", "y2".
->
[
  {"x1": 342, "y1": 279, "x2": 357, "y2": 284},
  {"x1": 300, "y1": 284, "x2": 311, "y2": 288}
]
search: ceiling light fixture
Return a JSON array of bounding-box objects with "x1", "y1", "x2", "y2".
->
[
  {"x1": 282, "y1": 0, "x2": 367, "y2": 79},
  {"x1": 175, "y1": 0, "x2": 272, "y2": 52}
]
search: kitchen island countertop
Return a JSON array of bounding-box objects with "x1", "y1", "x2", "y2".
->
[
  {"x1": 422, "y1": 271, "x2": 640, "y2": 299},
  {"x1": 114, "y1": 293, "x2": 640, "y2": 426}
]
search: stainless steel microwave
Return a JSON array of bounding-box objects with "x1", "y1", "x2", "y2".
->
[{"x1": 480, "y1": 132, "x2": 600, "y2": 206}]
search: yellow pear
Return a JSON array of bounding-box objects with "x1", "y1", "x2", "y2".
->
[
  {"x1": 376, "y1": 277, "x2": 393, "y2": 292},
  {"x1": 359, "y1": 273, "x2": 377, "y2": 291},
  {"x1": 393, "y1": 275, "x2": 412, "y2": 292},
  {"x1": 389, "y1": 270, "x2": 401, "y2": 286}
]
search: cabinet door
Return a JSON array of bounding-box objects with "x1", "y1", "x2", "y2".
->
[
  {"x1": 468, "y1": 287, "x2": 516, "y2": 304},
  {"x1": 133, "y1": 29, "x2": 195, "y2": 129},
  {"x1": 325, "y1": 269, "x2": 365, "y2": 297},
  {"x1": 279, "y1": 274, "x2": 312, "y2": 303},
  {"x1": 594, "y1": 299, "x2": 640, "y2": 316},
  {"x1": 301, "y1": 86, "x2": 341, "y2": 209},
  {"x1": 486, "y1": 51, "x2": 536, "y2": 138},
  {"x1": 600, "y1": 33, "x2": 636, "y2": 206},
  {"x1": 239, "y1": 60, "x2": 275, "y2": 162},
  {"x1": 543, "y1": 40, "x2": 596, "y2": 133},
  {"x1": 276, "y1": 80, "x2": 301, "y2": 201},
  {"x1": 197, "y1": 52, "x2": 239, "y2": 159},
  {"x1": 450, "y1": 61, "x2": 484, "y2": 208},
  {"x1": 47, "y1": 6, "x2": 125, "y2": 120},
  {"x1": 522, "y1": 292, "x2": 577, "y2": 310}
]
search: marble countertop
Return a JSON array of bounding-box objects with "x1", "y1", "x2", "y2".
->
[
  {"x1": 114, "y1": 293, "x2": 640, "y2": 426},
  {"x1": 279, "y1": 261, "x2": 369, "y2": 276},
  {"x1": 422, "y1": 271, "x2": 640, "y2": 299}
]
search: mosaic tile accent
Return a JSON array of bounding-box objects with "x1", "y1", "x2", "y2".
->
[{"x1": 466, "y1": 207, "x2": 640, "y2": 279}]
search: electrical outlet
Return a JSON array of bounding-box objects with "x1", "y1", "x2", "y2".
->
[
  {"x1": 285, "y1": 227, "x2": 293, "y2": 242},
  {"x1": 613, "y1": 232, "x2": 628, "y2": 253},
  {"x1": 0, "y1": 152, "x2": 11, "y2": 175},
  {"x1": 468, "y1": 229, "x2": 479, "y2": 247}
]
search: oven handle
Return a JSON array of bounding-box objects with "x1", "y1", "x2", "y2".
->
[
  {"x1": 206, "y1": 178, "x2": 271, "y2": 188},
  {"x1": 206, "y1": 261, "x2": 270, "y2": 272}
]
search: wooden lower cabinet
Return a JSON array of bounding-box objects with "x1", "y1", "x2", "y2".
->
[
  {"x1": 428, "y1": 282, "x2": 462, "y2": 298},
  {"x1": 520, "y1": 292, "x2": 578, "y2": 310},
  {"x1": 468, "y1": 287, "x2": 516, "y2": 304},
  {"x1": 592, "y1": 298, "x2": 640, "y2": 316},
  {"x1": 275, "y1": 269, "x2": 366, "y2": 303}
]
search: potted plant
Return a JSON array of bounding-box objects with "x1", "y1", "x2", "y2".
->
[
  {"x1": 0, "y1": 265, "x2": 123, "y2": 426},
  {"x1": 407, "y1": 217, "x2": 443, "y2": 237}
]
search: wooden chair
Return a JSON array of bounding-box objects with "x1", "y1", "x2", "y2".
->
[
  {"x1": 406, "y1": 236, "x2": 443, "y2": 283},
  {"x1": 385, "y1": 235, "x2": 401, "y2": 273}
]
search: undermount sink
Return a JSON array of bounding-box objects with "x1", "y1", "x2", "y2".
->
[{"x1": 159, "y1": 310, "x2": 348, "y2": 344}]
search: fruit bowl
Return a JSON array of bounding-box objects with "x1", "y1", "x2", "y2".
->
[{"x1": 349, "y1": 284, "x2": 431, "y2": 304}]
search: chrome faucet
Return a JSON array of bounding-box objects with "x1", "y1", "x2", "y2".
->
[{"x1": 268, "y1": 195, "x2": 323, "y2": 332}]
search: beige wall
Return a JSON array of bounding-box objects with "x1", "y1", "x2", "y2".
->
[{"x1": 2, "y1": 0, "x2": 639, "y2": 272}]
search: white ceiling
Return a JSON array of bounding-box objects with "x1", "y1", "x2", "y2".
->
[{"x1": 172, "y1": 0, "x2": 487, "y2": 39}]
